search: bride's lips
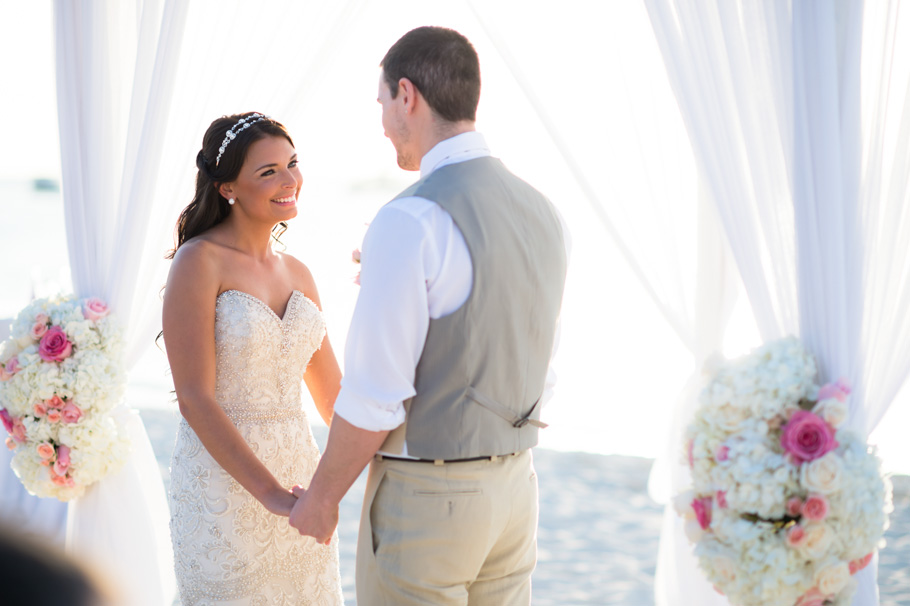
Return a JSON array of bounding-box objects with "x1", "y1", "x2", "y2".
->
[{"x1": 271, "y1": 195, "x2": 297, "y2": 207}]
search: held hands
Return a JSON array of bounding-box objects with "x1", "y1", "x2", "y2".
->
[
  {"x1": 288, "y1": 485, "x2": 338, "y2": 545},
  {"x1": 261, "y1": 487, "x2": 300, "y2": 518}
]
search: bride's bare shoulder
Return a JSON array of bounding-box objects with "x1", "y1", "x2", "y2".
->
[
  {"x1": 166, "y1": 238, "x2": 225, "y2": 294},
  {"x1": 277, "y1": 253, "x2": 320, "y2": 304}
]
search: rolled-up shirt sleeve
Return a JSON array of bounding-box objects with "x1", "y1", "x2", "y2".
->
[{"x1": 333, "y1": 204, "x2": 434, "y2": 431}]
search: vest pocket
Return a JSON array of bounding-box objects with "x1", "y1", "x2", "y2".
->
[{"x1": 414, "y1": 489, "x2": 483, "y2": 497}]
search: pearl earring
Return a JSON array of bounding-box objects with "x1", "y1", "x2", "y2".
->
[{"x1": 228, "y1": 198, "x2": 235, "y2": 205}]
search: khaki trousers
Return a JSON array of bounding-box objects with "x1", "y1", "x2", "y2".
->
[{"x1": 355, "y1": 450, "x2": 539, "y2": 606}]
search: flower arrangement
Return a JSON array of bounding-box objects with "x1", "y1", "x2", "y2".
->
[
  {"x1": 676, "y1": 337, "x2": 891, "y2": 606},
  {"x1": 352, "y1": 248, "x2": 362, "y2": 285},
  {"x1": 0, "y1": 295, "x2": 130, "y2": 501}
]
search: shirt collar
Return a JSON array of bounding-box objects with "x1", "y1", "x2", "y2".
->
[{"x1": 419, "y1": 131, "x2": 491, "y2": 178}]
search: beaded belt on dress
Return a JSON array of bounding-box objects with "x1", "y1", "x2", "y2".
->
[{"x1": 219, "y1": 407, "x2": 306, "y2": 425}]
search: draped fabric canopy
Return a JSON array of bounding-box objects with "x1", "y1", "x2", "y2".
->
[
  {"x1": 39, "y1": 1, "x2": 910, "y2": 604},
  {"x1": 643, "y1": 0, "x2": 910, "y2": 604}
]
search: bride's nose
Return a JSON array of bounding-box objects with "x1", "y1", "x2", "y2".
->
[{"x1": 281, "y1": 170, "x2": 298, "y2": 189}]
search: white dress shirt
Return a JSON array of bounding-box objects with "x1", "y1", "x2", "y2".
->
[{"x1": 334, "y1": 132, "x2": 566, "y2": 454}]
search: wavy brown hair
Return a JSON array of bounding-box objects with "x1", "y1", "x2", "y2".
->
[{"x1": 166, "y1": 112, "x2": 294, "y2": 259}]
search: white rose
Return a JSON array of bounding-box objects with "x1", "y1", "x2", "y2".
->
[
  {"x1": 814, "y1": 399, "x2": 848, "y2": 428},
  {"x1": 815, "y1": 561, "x2": 850, "y2": 596},
  {"x1": 802, "y1": 523, "x2": 833, "y2": 559},
  {"x1": 715, "y1": 403, "x2": 749, "y2": 432},
  {"x1": 685, "y1": 518, "x2": 705, "y2": 543},
  {"x1": 712, "y1": 556, "x2": 737, "y2": 585},
  {"x1": 801, "y1": 453, "x2": 843, "y2": 494}
]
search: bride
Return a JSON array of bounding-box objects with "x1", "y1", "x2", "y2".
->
[{"x1": 161, "y1": 112, "x2": 344, "y2": 604}]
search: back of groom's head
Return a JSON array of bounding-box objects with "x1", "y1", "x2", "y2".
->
[{"x1": 380, "y1": 26, "x2": 481, "y2": 123}]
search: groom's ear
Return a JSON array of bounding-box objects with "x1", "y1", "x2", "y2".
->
[{"x1": 398, "y1": 77, "x2": 418, "y2": 114}]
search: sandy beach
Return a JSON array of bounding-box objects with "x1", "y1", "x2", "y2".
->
[{"x1": 138, "y1": 409, "x2": 910, "y2": 606}]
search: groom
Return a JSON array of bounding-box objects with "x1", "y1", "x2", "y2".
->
[{"x1": 289, "y1": 26, "x2": 567, "y2": 605}]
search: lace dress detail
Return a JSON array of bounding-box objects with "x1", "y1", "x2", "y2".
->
[{"x1": 168, "y1": 290, "x2": 343, "y2": 605}]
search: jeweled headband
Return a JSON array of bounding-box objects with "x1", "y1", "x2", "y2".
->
[{"x1": 215, "y1": 113, "x2": 270, "y2": 166}]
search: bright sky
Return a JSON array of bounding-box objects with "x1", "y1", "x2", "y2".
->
[{"x1": 1, "y1": 1, "x2": 907, "y2": 473}]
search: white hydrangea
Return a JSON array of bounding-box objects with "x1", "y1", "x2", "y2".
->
[
  {"x1": 677, "y1": 337, "x2": 890, "y2": 605},
  {"x1": 0, "y1": 294, "x2": 129, "y2": 501}
]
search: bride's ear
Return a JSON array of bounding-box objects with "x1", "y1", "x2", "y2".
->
[{"x1": 217, "y1": 182, "x2": 233, "y2": 200}]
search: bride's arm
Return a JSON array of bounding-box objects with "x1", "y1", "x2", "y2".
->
[
  {"x1": 162, "y1": 241, "x2": 297, "y2": 516},
  {"x1": 293, "y1": 260, "x2": 341, "y2": 426}
]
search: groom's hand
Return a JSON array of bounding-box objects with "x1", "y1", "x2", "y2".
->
[{"x1": 288, "y1": 485, "x2": 338, "y2": 545}]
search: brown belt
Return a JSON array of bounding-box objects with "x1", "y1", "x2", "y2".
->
[{"x1": 376, "y1": 452, "x2": 521, "y2": 466}]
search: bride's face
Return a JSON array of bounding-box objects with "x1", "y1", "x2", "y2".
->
[{"x1": 223, "y1": 135, "x2": 301, "y2": 225}]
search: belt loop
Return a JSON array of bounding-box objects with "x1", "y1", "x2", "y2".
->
[
  {"x1": 376, "y1": 454, "x2": 384, "y2": 462},
  {"x1": 490, "y1": 455, "x2": 499, "y2": 462},
  {"x1": 433, "y1": 459, "x2": 444, "y2": 466}
]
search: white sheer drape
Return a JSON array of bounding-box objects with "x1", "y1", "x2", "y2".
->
[
  {"x1": 644, "y1": 1, "x2": 910, "y2": 604},
  {"x1": 54, "y1": 2, "x2": 188, "y2": 603},
  {"x1": 51, "y1": 1, "x2": 363, "y2": 603}
]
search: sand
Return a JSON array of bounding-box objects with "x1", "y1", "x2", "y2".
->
[{"x1": 136, "y1": 409, "x2": 910, "y2": 606}]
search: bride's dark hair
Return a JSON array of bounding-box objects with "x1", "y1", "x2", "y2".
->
[{"x1": 166, "y1": 112, "x2": 295, "y2": 259}]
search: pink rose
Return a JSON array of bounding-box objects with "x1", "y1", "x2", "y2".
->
[
  {"x1": 46, "y1": 410, "x2": 62, "y2": 424},
  {"x1": 38, "y1": 327, "x2": 73, "y2": 362},
  {"x1": 780, "y1": 411, "x2": 839, "y2": 463},
  {"x1": 61, "y1": 402, "x2": 83, "y2": 424},
  {"x1": 715, "y1": 445, "x2": 730, "y2": 462},
  {"x1": 30, "y1": 321, "x2": 49, "y2": 340},
  {"x1": 82, "y1": 297, "x2": 109, "y2": 321},
  {"x1": 35, "y1": 313, "x2": 49, "y2": 324},
  {"x1": 1, "y1": 356, "x2": 21, "y2": 380},
  {"x1": 51, "y1": 472, "x2": 74, "y2": 487},
  {"x1": 796, "y1": 588, "x2": 829, "y2": 606},
  {"x1": 11, "y1": 418, "x2": 27, "y2": 443},
  {"x1": 36, "y1": 442, "x2": 55, "y2": 459},
  {"x1": 802, "y1": 494, "x2": 829, "y2": 521},
  {"x1": 849, "y1": 553, "x2": 873, "y2": 575},
  {"x1": 787, "y1": 497, "x2": 804, "y2": 517},
  {"x1": 786, "y1": 524, "x2": 808, "y2": 548},
  {"x1": 46, "y1": 395, "x2": 65, "y2": 410},
  {"x1": 5, "y1": 437, "x2": 16, "y2": 450},
  {"x1": 33, "y1": 402, "x2": 48, "y2": 418},
  {"x1": 817, "y1": 378, "x2": 851, "y2": 403},
  {"x1": 691, "y1": 496, "x2": 713, "y2": 530},
  {"x1": 6, "y1": 357, "x2": 21, "y2": 374},
  {"x1": 715, "y1": 490, "x2": 728, "y2": 509},
  {"x1": 53, "y1": 445, "x2": 71, "y2": 476},
  {"x1": 0, "y1": 409, "x2": 13, "y2": 434}
]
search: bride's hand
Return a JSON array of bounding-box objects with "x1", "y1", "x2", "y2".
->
[{"x1": 261, "y1": 487, "x2": 299, "y2": 517}]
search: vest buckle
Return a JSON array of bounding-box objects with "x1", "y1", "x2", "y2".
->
[{"x1": 513, "y1": 417, "x2": 530, "y2": 428}]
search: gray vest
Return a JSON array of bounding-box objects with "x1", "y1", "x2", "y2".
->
[{"x1": 380, "y1": 156, "x2": 567, "y2": 460}]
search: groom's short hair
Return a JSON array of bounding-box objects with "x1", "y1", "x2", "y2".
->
[{"x1": 381, "y1": 26, "x2": 480, "y2": 123}]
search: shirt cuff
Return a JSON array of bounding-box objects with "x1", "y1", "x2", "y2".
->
[{"x1": 333, "y1": 388, "x2": 407, "y2": 432}]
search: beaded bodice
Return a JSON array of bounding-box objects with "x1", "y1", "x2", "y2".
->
[{"x1": 214, "y1": 289, "x2": 325, "y2": 423}]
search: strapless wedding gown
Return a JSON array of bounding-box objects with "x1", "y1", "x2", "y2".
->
[{"x1": 168, "y1": 290, "x2": 343, "y2": 605}]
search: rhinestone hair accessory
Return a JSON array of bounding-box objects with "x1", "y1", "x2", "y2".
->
[{"x1": 215, "y1": 113, "x2": 270, "y2": 166}]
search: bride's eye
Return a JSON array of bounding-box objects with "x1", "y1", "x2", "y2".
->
[
  {"x1": 289, "y1": 160, "x2": 299, "y2": 168},
  {"x1": 261, "y1": 169, "x2": 275, "y2": 176}
]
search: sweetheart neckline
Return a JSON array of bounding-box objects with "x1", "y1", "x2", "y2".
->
[{"x1": 216, "y1": 289, "x2": 316, "y2": 324}]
